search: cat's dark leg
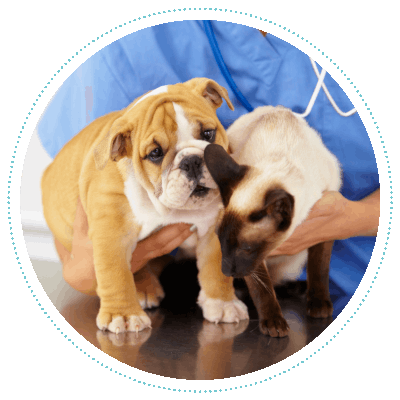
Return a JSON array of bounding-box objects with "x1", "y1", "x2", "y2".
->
[
  {"x1": 244, "y1": 261, "x2": 289, "y2": 337},
  {"x1": 306, "y1": 240, "x2": 334, "y2": 318}
]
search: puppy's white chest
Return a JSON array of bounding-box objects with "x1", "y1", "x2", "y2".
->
[
  {"x1": 123, "y1": 169, "x2": 220, "y2": 242},
  {"x1": 135, "y1": 203, "x2": 220, "y2": 241}
]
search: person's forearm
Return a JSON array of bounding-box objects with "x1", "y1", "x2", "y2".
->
[
  {"x1": 346, "y1": 188, "x2": 380, "y2": 238},
  {"x1": 62, "y1": 258, "x2": 98, "y2": 296},
  {"x1": 54, "y1": 238, "x2": 97, "y2": 296}
]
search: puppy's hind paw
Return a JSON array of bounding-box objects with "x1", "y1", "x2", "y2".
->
[{"x1": 135, "y1": 268, "x2": 165, "y2": 310}]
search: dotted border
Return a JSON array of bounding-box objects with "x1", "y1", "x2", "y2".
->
[{"x1": 8, "y1": 9, "x2": 391, "y2": 393}]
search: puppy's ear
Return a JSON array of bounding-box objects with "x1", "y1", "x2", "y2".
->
[
  {"x1": 264, "y1": 189, "x2": 295, "y2": 231},
  {"x1": 188, "y1": 78, "x2": 234, "y2": 111},
  {"x1": 93, "y1": 118, "x2": 133, "y2": 170},
  {"x1": 202, "y1": 80, "x2": 234, "y2": 111},
  {"x1": 204, "y1": 144, "x2": 248, "y2": 207}
]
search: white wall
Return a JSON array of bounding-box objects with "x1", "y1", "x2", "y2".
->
[{"x1": 21, "y1": 131, "x2": 58, "y2": 262}]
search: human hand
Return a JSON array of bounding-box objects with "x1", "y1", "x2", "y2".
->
[
  {"x1": 130, "y1": 223, "x2": 195, "y2": 273},
  {"x1": 57, "y1": 197, "x2": 195, "y2": 294},
  {"x1": 269, "y1": 191, "x2": 355, "y2": 257},
  {"x1": 73, "y1": 197, "x2": 194, "y2": 273}
]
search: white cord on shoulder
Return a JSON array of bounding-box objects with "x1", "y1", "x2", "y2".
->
[{"x1": 296, "y1": 58, "x2": 357, "y2": 118}]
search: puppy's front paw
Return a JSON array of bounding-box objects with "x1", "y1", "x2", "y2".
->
[
  {"x1": 259, "y1": 314, "x2": 289, "y2": 337},
  {"x1": 96, "y1": 308, "x2": 152, "y2": 334},
  {"x1": 197, "y1": 290, "x2": 249, "y2": 323}
]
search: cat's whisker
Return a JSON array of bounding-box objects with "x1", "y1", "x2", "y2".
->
[
  {"x1": 252, "y1": 272, "x2": 272, "y2": 296},
  {"x1": 253, "y1": 269, "x2": 269, "y2": 277}
]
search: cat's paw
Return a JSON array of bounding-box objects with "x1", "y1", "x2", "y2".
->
[
  {"x1": 197, "y1": 290, "x2": 249, "y2": 323},
  {"x1": 259, "y1": 314, "x2": 289, "y2": 337},
  {"x1": 307, "y1": 297, "x2": 333, "y2": 318}
]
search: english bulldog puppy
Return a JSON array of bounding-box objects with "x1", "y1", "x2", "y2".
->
[
  {"x1": 204, "y1": 106, "x2": 342, "y2": 337},
  {"x1": 42, "y1": 78, "x2": 249, "y2": 334}
]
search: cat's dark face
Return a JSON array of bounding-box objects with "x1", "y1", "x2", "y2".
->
[{"x1": 204, "y1": 144, "x2": 294, "y2": 278}]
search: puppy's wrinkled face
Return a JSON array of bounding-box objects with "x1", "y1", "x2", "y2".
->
[
  {"x1": 204, "y1": 144, "x2": 295, "y2": 278},
  {"x1": 141, "y1": 101, "x2": 227, "y2": 210},
  {"x1": 93, "y1": 78, "x2": 233, "y2": 212}
]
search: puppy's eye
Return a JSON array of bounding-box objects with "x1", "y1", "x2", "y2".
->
[
  {"x1": 147, "y1": 147, "x2": 164, "y2": 162},
  {"x1": 201, "y1": 129, "x2": 216, "y2": 142}
]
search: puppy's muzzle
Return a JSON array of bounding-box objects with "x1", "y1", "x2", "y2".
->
[
  {"x1": 179, "y1": 155, "x2": 210, "y2": 198},
  {"x1": 179, "y1": 155, "x2": 203, "y2": 181}
]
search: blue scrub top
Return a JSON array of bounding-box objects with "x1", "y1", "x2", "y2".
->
[{"x1": 38, "y1": 20, "x2": 379, "y2": 315}]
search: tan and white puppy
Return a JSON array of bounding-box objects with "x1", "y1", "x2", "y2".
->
[
  {"x1": 204, "y1": 105, "x2": 341, "y2": 337},
  {"x1": 42, "y1": 78, "x2": 249, "y2": 334}
]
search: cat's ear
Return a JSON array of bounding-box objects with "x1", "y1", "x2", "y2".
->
[{"x1": 263, "y1": 188, "x2": 295, "y2": 231}]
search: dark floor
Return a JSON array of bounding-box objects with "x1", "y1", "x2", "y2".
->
[{"x1": 32, "y1": 257, "x2": 341, "y2": 380}]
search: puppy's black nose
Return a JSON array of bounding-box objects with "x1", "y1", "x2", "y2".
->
[{"x1": 179, "y1": 155, "x2": 203, "y2": 180}]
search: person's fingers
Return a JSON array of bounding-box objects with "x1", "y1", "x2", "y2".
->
[
  {"x1": 143, "y1": 223, "x2": 193, "y2": 248},
  {"x1": 156, "y1": 225, "x2": 196, "y2": 255},
  {"x1": 137, "y1": 223, "x2": 195, "y2": 259}
]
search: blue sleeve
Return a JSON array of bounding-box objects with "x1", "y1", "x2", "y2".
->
[
  {"x1": 38, "y1": 21, "x2": 225, "y2": 157},
  {"x1": 38, "y1": 49, "x2": 132, "y2": 158}
]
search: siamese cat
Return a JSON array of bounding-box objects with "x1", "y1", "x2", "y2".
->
[{"x1": 204, "y1": 106, "x2": 341, "y2": 337}]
